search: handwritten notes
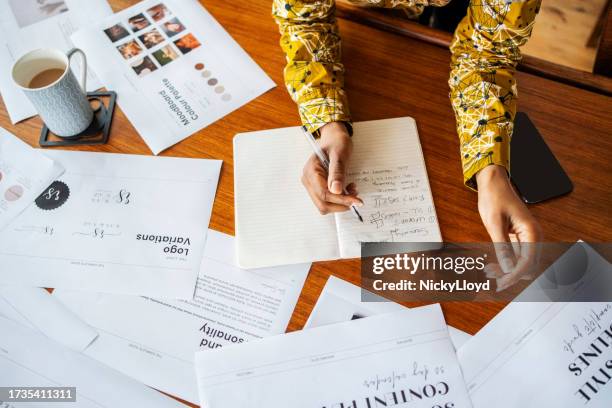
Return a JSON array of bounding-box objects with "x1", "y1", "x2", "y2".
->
[
  {"x1": 344, "y1": 166, "x2": 437, "y2": 236},
  {"x1": 562, "y1": 303, "x2": 612, "y2": 354},
  {"x1": 337, "y1": 119, "x2": 441, "y2": 258},
  {"x1": 234, "y1": 117, "x2": 441, "y2": 268}
]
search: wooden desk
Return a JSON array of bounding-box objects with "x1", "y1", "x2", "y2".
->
[{"x1": 1, "y1": 1, "x2": 610, "y2": 406}]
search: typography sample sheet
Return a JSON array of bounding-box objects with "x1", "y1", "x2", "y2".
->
[
  {"x1": 0, "y1": 0, "x2": 111, "y2": 123},
  {"x1": 54, "y1": 230, "x2": 310, "y2": 404},
  {"x1": 459, "y1": 302, "x2": 612, "y2": 407},
  {"x1": 0, "y1": 128, "x2": 64, "y2": 230},
  {"x1": 458, "y1": 244, "x2": 612, "y2": 407},
  {"x1": 0, "y1": 151, "x2": 221, "y2": 298},
  {"x1": 0, "y1": 316, "x2": 185, "y2": 408},
  {"x1": 196, "y1": 305, "x2": 472, "y2": 408},
  {"x1": 71, "y1": 0, "x2": 275, "y2": 154}
]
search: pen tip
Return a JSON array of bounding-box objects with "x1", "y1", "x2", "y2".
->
[{"x1": 358, "y1": 213, "x2": 364, "y2": 223}]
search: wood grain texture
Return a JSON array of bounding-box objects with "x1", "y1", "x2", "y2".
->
[
  {"x1": 593, "y1": 3, "x2": 612, "y2": 76},
  {"x1": 521, "y1": 0, "x2": 609, "y2": 72},
  {"x1": 1, "y1": 1, "x2": 611, "y2": 406},
  {"x1": 336, "y1": 0, "x2": 612, "y2": 95}
]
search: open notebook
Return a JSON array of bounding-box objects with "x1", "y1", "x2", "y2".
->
[{"x1": 234, "y1": 117, "x2": 442, "y2": 268}]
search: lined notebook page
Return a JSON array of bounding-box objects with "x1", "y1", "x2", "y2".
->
[
  {"x1": 234, "y1": 127, "x2": 340, "y2": 268},
  {"x1": 335, "y1": 118, "x2": 442, "y2": 258}
]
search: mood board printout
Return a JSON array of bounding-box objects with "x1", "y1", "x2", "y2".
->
[
  {"x1": 0, "y1": 127, "x2": 64, "y2": 231},
  {"x1": 0, "y1": 150, "x2": 221, "y2": 299},
  {"x1": 0, "y1": 0, "x2": 112, "y2": 123},
  {"x1": 71, "y1": 0, "x2": 275, "y2": 154},
  {"x1": 54, "y1": 230, "x2": 311, "y2": 405}
]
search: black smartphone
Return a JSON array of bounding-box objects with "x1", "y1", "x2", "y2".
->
[{"x1": 510, "y1": 112, "x2": 573, "y2": 204}]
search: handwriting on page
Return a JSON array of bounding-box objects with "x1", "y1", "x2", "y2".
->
[{"x1": 350, "y1": 166, "x2": 436, "y2": 242}]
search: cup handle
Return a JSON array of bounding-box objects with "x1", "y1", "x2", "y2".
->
[{"x1": 67, "y1": 48, "x2": 87, "y2": 92}]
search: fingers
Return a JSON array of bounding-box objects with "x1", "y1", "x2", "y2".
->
[
  {"x1": 328, "y1": 151, "x2": 346, "y2": 194},
  {"x1": 484, "y1": 263, "x2": 504, "y2": 279},
  {"x1": 513, "y1": 211, "x2": 542, "y2": 260},
  {"x1": 484, "y1": 214, "x2": 517, "y2": 274},
  {"x1": 319, "y1": 122, "x2": 352, "y2": 194},
  {"x1": 477, "y1": 166, "x2": 544, "y2": 292},
  {"x1": 496, "y1": 212, "x2": 542, "y2": 292},
  {"x1": 500, "y1": 213, "x2": 541, "y2": 289},
  {"x1": 346, "y1": 183, "x2": 358, "y2": 196},
  {"x1": 302, "y1": 156, "x2": 362, "y2": 215},
  {"x1": 304, "y1": 186, "x2": 353, "y2": 214},
  {"x1": 311, "y1": 179, "x2": 361, "y2": 207}
]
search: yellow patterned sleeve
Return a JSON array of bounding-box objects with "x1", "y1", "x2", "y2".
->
[
  {"x1": 272, "y1": 0, "x2": 351, "y2": 134},
  {"x1": 449, "y1": 0, "x2": 541, "y2": 190}
]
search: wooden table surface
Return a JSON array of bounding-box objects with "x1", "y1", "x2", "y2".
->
[{"x1": 1, "y1": 1, "x2": 611, "y2": 406}]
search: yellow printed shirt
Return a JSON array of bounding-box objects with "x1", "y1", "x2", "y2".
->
[{"x1": 272, "y1": 0, "x2": 541, "y2": 189}]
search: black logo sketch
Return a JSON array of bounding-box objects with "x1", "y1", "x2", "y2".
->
[
  {"x1": 35, "y1": 181, "x2": 70, "y2": 210},
  {"x1": 14, "y1": 225, "x2": 55, "y2": 235},
  {"x1": 73, "y1": 228, "x2": 121, "y2": 239},
  {"x1": 115, "y1": 189, "x2": 131, "y2": 204}
]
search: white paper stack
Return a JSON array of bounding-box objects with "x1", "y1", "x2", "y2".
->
[
  {"x1": 0, "y1": 150, "x2": 222, "y2": 298},
  {"x1": 53, "y1": 230, "x2": 311, "y2": 404},
  {"x1": 0, "y1": 316, "x2": 185, "y2": 408},
  {"x1": 196, "y1": 304, "x2": 472, "y2": 407}
]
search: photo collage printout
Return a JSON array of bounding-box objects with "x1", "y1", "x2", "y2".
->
[{"x1": 72, "y1": 0, "x2": 275, "y2": 154}]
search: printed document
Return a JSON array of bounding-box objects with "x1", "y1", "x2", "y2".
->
[
  {"x1": 306, "y1": 275, "x2": 472, "y2": 349},
  {"x1": 0, "y1": 151, "x2": 221, "y2": 298},
  {"x1": 458, "y1": 243, "x2": 612, "y2": 407},
  {"x1": 0, "y1": 316, "x2": 185, "y2": 408},
  {"x1": 0, "y1": 127, "x2": 64, "y2": 230},
  {"x1": 0, "y1": 286, "x2": 97, "y2": 351},
  {"x1": 54, "y1": 230, "x2": 310, "y2": 404},
  {"x1": 234, "y1": 117, "x2": 442, "y2": 268},
  {"x1": 0, "y1": 0, "x2": 111, "y2": 123},
  {"x1": 195, "y1": 304, "x2": 472, "y2": 408},
  {"x1": 71, "y1": 0, "x2": 275, "y2": 154}
]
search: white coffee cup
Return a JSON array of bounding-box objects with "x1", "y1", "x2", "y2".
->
[{"x1": 12, "y1": 48, "x2": 93, "y2": 137}]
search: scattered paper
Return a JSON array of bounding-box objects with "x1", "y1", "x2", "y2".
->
[
  {"x1": 0, "y1": 150, "x2": 221, "y2": 298},
  {"x1": 54, "y1": 230, "x2": 310, "y2": 404},
  {"x1": 195, "y1": 304, "x2": 472, "y2": 407},
  {"x1": 0, "y1": 316, "x2": 185, "y2": 408},
  {"x1": 0, "y1": 286, "x2": 97, "y2": 351}
]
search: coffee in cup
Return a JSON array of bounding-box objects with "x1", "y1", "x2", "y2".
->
[{"x1": 12, "y1": 48, "x2": 93, "y2": 137}]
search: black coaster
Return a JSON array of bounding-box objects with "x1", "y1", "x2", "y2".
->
[{"x1": 39, "y1": 91, "x2": 117, "y2": 147}]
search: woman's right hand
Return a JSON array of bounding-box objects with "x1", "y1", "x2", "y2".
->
[{"x1": 301, "y1": 122, "x2": 363, "y2": 215}]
